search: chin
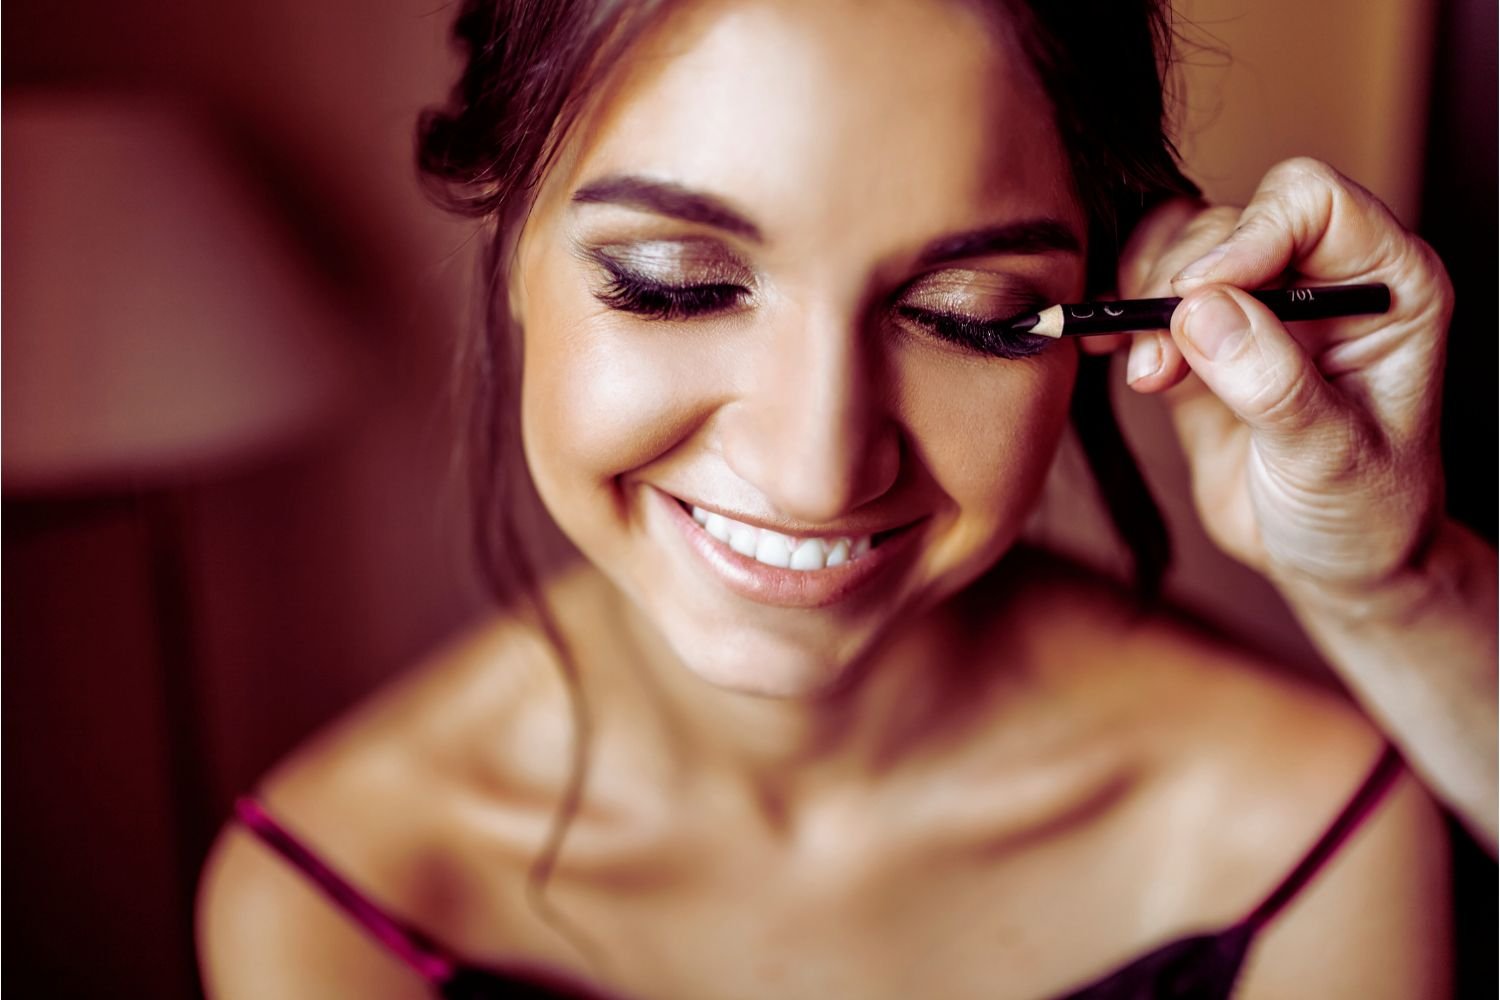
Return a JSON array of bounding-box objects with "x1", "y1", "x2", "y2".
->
[{"x1": 662, "y1": 620, "x2": 877, "y2": 699}]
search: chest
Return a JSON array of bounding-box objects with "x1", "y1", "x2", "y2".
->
[{"x1": 450, "y1": 814, "x2": 1214, "y2": 1000}]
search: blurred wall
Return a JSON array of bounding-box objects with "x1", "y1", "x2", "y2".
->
[
  {"x1": 3, "y1": 2, "x2": 1493, "y2": 999},
  {"x1": 1175, "y1": 0, "x2": 1436, "y2": 221},
  {"x1": 4, "y1": 3, "x2": 489, "y2": 998}
]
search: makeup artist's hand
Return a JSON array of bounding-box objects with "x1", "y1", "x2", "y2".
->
[
  {"x1": 1110, "y1": 158, "x2": 1498, "y2": 850},
  {"x1": 1106, "y1": 157, "x2": 1452, "y2": 596}
]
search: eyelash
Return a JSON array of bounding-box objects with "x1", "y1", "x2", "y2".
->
[
  {"x1": 894, "y1": 305, "x2": 1052, "y2": 360},
  {"x1": 596, "y1": 264, "x2": 749, "y2": 321},
  {"x1": 593, "y1": 265, "x2": 1050, "y2": 361}
]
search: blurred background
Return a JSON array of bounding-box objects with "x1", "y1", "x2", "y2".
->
[{"x1": 2, "y1": 1, "x2": 1493, "y2": 997}]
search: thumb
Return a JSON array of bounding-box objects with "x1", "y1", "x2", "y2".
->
[{"x1": 1169, "y1": 285, "x2": 1351, "y2": 449}]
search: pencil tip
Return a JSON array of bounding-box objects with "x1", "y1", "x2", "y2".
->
[
  {"x1": 1028, "y1": 304, "x2": 1065, "y2": 338},
  {"x1": 1008, "y1": 312, "x2": 1040, "y2": 334}
]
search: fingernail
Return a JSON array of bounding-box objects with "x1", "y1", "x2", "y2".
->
[
  {"x1": 1184, "y1": 291, "x2": 1249, "y2": 361},
  {"x1": 1174, "y1": 246, "x2": 1227, "y2": 284},
  {"x1": 1125, "y1": 337, "x2": 1161, "y2": 385}
]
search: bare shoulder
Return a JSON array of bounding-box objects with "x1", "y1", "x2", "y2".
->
[
  {"x1": 975, "y1": 552, "x2": 1450, "y2": 984},
  {"x1": 989, "y1": 555, "x2": 1387, "y2": 772},
  {"x1": 195, "y1": 606, "x2": 569, "y2": 999},
  {"x1": 1042, "y1": 568, "x2": 1453, "y2": 997},
  {"x1": 1135, "y1": 610, "x2": 1451, "y2": 998}
]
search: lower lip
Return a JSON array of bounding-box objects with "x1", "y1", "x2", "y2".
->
[{"x1": 651, "y1": 488, "x2": 923, "y2": 609}]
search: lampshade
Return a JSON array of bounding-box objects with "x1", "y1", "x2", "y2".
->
[{"x1": 3, "y1": 94, "x2": 361, "y2": 494}]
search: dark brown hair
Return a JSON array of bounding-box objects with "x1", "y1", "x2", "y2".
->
[{"x1": 417, "y1": 0, "x2": 1195, "y2": 954}]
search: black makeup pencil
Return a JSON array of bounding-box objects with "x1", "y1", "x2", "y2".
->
[{"x1": 1012, "y1": 282, "x2": 1391, "y2": 338}]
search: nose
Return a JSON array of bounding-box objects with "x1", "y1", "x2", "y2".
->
[{"x1": 721, "y1": 304, "x2": 900, "y2": 525}]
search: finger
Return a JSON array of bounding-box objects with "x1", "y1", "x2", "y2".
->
[
  {"x1": 1165, "y1": 158, "x2": 1450, "y2": 458},
  {"x1": 1170, "y1": 157, "x2": 1411, "y2": 293},
  {"x1": 1161, "y1": 368, "x2": 1239, "y2": 461},
  {"x1": 1116, "y1": 197, "x2": 1214, "y2": 296},
  {"x1": 1168, "y1": 284, "x2": 1362, "y2": 453},
  {"x1": 1123, "y1": 331, "x2": 1191, "y2": 392},
  {"x1": 1115, "y1": 203, "x2": 1235, "y2": 390},
  {"x1": 1151, "y1": 337, "x2": 1192, "y2": 391}
]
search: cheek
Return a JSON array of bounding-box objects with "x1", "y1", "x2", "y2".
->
[
  {"x1": 902, "y1": 345, "x2": 1076, "y2": 539},
  {"x1": 519, "y1": 309, "x2": 716, "y2": 511}
]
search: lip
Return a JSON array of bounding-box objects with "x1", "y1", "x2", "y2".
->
[{"x1": 648, "y1": 486, "x2": 925, "y2": 609}]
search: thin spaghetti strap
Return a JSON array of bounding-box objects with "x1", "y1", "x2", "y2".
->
[
  {"x1": 234, "y1": 797, "x2": 457, "y2": 984},
  {"x1": 1242, "y1": 743, "x2": 1405, "y2": 934}
]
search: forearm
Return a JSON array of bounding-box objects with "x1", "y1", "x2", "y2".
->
[{"x1": 1280, "y1": 518, "x2": 1498, "y2": 849}]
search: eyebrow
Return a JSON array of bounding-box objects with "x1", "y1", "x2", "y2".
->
[
  {"x1": 571, "y1": 173, "x2": 1081, "y2": 263},
  {"x1": 572, "y1": 175, "x2": 763, "y2": 241},
  {"x1": 913, "y1": 219, "x2": 1081, "y2": 267}
]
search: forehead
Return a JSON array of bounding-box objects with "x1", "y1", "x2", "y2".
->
[{"x1": 542, "y1": 0, "x2": 1080, "y2": 251}]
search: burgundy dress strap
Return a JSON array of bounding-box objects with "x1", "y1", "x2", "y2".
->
[
  {"x1": 1240, "y1": 742, "x2": 1405, "y2": 934},
  {"x1": 234, "y1": 797, "x2": 458, "y2": 985}
]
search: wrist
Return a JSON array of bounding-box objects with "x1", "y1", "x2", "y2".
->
[{"x1": 1273, "y1": 519, "x2": 1487, "y2": 629}]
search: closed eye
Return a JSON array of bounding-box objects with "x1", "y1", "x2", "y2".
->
[
  {"x1": 586, "y1": 250, "x2": 1052, "y2": 361},
  {"x1": 895, "y1": 304, "x2": 1051, "y2": 360},
  {"x1": 592, "y1": 259, "x2": 750, "y2": 321}
]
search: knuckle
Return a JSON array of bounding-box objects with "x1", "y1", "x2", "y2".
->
[
  {"x1": 1186, "y1": 205, "x2": 1242, "y2": 243},
  {"x1": 1264, "y1": 158, "x2": 1345, "y2": 220},
  {"x1": 1270, "y1": 155, "x2": 1339, "y2": 188},
  {"x1": 1261, "y1": 415, "x2": 1379, "y2": 513},
  {"x1": 1437, "y1": 270, "x2": 1456, "y2": 322},
  {"x1": 1317, "y1": 416, "x2": 1381, "y2": 486},
  {"x1": 1384, "y1": 235, "x2": 1456, "y2": 329},
  {"x1": 1413, "y1": 237, "x2": 1455, "y2": 304}
]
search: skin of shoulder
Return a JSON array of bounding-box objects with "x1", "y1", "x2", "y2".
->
[
  {"x1": 1142, "y1": 613, "x2": 1452, "y2": 998},
  {"x1": 195, "y1": 608, "x2": 568, "y2": 1000},
  {"x1": 1233, "y1": 766, "x2": 1452, "y2": 999},
  {"x1": 1011, "y1": 560, "x2": 1452, "y2": 996}
]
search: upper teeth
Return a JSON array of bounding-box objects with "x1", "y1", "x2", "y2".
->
[{"x1": 691, "y1": 505, "x2": 872, "y2": 571}]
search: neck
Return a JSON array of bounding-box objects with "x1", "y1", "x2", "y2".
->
[{"x1": 585, "y1": 559, "x2": 1044, "y2": 827}]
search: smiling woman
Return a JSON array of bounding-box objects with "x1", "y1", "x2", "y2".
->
[{"x1": 195, "y1": 1, "x2": 1457, "y2": 998}]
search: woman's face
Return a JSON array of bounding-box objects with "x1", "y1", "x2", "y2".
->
[{"x1": 512, "y1": 0, "x2": 1086, "y2": 696}]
